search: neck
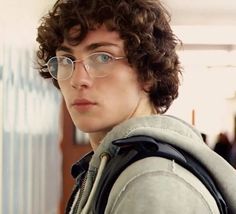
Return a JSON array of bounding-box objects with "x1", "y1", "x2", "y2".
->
[
  {"x1": 89, "y1": 131, "x2": 108, "y2": 150},
  {"x1": 131, "y1": 94, "x2": 157, "y2": 118},
  {"x1": 89, "y1": 96, "x2": 157, "y2": 151}
]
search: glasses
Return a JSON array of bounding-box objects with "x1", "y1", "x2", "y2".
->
[{"x1": 45, "y1": 52, "x2": 126, "y2": 80}]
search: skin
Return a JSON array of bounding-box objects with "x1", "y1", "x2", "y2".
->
[{"x1": 58, "y1": 25, "x2": 156, "y2": 150}]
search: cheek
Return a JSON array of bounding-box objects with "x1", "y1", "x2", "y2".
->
[
  {"x1": 114, "y1": 69, "x2": 142, "y2": 97},
  {"x1": 101, "y1": 73, "x2": 141, "y2": 109},
  {"x1": 58, "y1": 81, "x2": 68, "y2": 96},
  {"x1": 58, "y1": 80, "x2": 64, "y2": 92},
  {"x1": 58, "y1": 81, "x2": 70, "y2": 105}
]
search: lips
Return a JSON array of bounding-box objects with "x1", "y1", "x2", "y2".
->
[{"x1": 71, "y1": 98, "x2": 97, "y2": 111}]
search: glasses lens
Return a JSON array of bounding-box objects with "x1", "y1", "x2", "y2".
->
[
  {"x1": 86, "y1": 53, "x2": 113, "y2": 77},
  {"x1": 47, "y1": 56, "x2": 72, "y2": 80}
]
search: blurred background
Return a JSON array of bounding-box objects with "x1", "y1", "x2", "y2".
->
[{"x1": 0, "y1": 0, "x2": 236, "y2": 213}]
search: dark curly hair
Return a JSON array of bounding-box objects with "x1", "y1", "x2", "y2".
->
[{"x1": 36, "y1": 0, "x2": 182, "y2": 113}]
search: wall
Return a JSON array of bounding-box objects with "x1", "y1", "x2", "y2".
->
[
  {"x1": 168, "y1": 45, "x2": 236, "y2": 147},
  {"x1": 0, "y1": 0, "x2": 62, "y2": 213},
  {"x1": 0, "y1": 36, "x2": 62, "y2": 214}
]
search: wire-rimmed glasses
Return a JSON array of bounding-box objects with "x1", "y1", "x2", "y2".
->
[{"x1": 44, "y1": 52, "x2": 126, "y2": 80}]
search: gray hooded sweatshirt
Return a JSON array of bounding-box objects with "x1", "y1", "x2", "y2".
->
[{"x1": 69, "y1": 115, "x2": 236, "y2": 214}]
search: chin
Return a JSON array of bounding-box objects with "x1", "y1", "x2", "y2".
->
[
  {"x1": 70, "y1": 114, "x2": 95, "y2": 133},
  {"x1": 73, "y1": 121, "x2": 99, "y2": 133},
  {"x1": 74, "y1": 120, "x2": 113, "y2": 134},
  {"x1": 73, "y1": 122, "x2": 92, "y2": 133}
]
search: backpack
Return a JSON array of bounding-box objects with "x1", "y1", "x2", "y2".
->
[{"x1": 92, "y1": 135, "x2": 228, "y2": 214}]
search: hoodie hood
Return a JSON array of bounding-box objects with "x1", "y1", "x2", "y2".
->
[{"x1": 82, "y1": 115, "x2": 236, "y2": 213}]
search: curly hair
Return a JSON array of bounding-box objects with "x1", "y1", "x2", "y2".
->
[{"x1": 36, "y1": 0, "x2": 182, "y2": 113}]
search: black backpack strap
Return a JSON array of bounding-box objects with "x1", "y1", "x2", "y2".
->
[
  {"x1": 175, "y1": 147, "x2": 228, "y2": 214},
  {"x1": 92, "y1": 135, "x2": 228, "y2": 214}
]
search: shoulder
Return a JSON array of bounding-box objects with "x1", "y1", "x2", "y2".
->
[{"x1": 105, "y1": 157, "x2": 219, "y2": 214}]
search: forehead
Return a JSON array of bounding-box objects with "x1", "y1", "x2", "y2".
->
[{"x1": 61, "y1": 25, "x2": 124, "y2": 52}]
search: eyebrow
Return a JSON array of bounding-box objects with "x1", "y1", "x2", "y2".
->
[
  {"x1": 85, "y1": 42, "x2": 121, "y2": 51},
  {"x1": 56, "y1": 46, "x2": 73, "y2": 53},
  {"x1": 56, "y1": 42, "x2": 121, "y2": 53}
]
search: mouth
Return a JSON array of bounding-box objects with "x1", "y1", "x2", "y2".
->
[{"x1": 71, "y1": 98, "x2": 97, "y2": 111}]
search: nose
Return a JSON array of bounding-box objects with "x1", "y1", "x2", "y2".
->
[{"x1": 69, "y1": 61, "x2": 93, "y2": 89}]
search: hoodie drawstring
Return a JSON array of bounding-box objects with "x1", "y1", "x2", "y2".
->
[{"x1": 81, "y1": 153, "x2": 110, "y2": 214}]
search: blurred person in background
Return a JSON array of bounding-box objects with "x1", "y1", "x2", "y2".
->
[
  {"x1": 213, "y1": 132, "x2": 232, "y2": 163},
  {"x1": 229, "y1": 140, "x2": 236, "y2": 168},
  {"x1": 36, "y1": 0, "x2": 236, "y2": 213}
]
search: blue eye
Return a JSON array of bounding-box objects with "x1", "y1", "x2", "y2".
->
[{"x1": 94, "y1": 53, "x2": 113, "y2": 64}]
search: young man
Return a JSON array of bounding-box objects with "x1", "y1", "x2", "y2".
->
[{"x1": 36, "y1": 0, "x2": 236, "y2": 213}]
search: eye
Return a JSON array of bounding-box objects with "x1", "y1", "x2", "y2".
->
[
  {"x1": 93, "y1": 53, "x2": 113, "y2": 64},
  {"x1": 58, "y1": 56, "x2": 72, "y2": 65}
]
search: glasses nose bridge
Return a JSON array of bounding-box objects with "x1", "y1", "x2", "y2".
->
[
  {"x1": 72, "y1": 57, "x2": 90, "y2": 75},
  {"x1": 73, "y1": 58, "x2": 83, "y2": 68}
]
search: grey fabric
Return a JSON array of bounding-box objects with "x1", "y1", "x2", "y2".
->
[
  {"x1": 79, "y1": 115, "x2": 236, "y2": 213},
  {"x1": 105, "y1": 157, "x2": 220, "y2": 214}
]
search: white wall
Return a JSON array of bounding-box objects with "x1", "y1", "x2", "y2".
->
[
  {"x1": 0, "y1": 0, "x2": 55, "y2": 46},
  {"x1": 0, "y1": 40, "x2": 3, "y2": 214},
  {"x1": 0, "y1": 1, "x2": 62, "y2": 214},
  {"x1": 168, "y1": 26, "x2": 236, "y2": 147}
]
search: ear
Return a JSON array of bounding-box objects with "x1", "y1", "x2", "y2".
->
[{"x1": 142, "y1": 80, "x2": 154, "y2": 93}]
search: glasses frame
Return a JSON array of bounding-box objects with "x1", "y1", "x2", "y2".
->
[{"x1": 44, "y1": 52, "x2": 126, "y2": 80}]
